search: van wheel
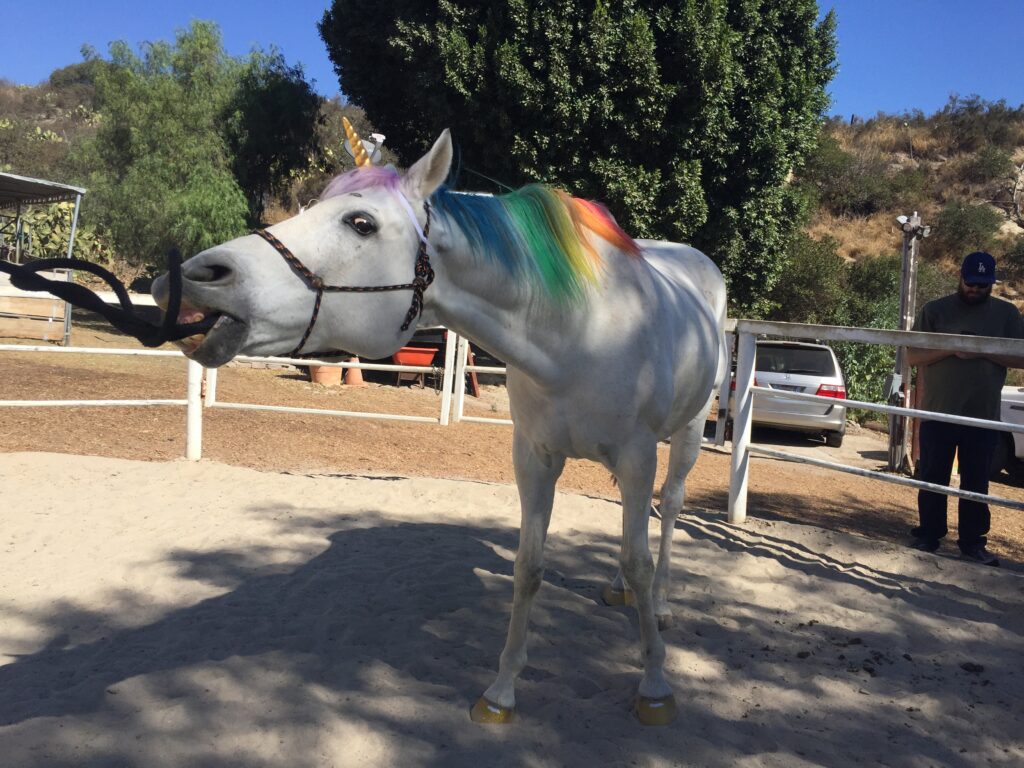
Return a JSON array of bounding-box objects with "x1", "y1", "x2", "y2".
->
[{"x1": 824, "y1": 430, "x2": 844, "y2": 448}]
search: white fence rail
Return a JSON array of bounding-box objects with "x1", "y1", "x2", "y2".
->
[
  {"x1": 0, "y1": 329, "x2": 466, "y2": 455},
  {"x1": 726, "y1": 320, "x2": 1024, "y2": 524},
  {"x1": 4, "y1": 320, "x2": 1024, "y2": 526}
]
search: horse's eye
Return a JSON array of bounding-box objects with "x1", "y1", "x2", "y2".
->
[{"x1": 344, "y1": 213, "x2": 377, "y2": 236}]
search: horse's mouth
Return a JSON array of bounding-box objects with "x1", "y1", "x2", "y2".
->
[{"x1": 171, "y1": 302, "x2": 248, "y2": 367}]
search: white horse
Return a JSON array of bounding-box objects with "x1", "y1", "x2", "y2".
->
[{"x1": 153, "y1": 126, "x2": 727, "y2": 726}]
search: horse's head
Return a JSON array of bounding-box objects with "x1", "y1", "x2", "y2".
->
[{"x1": 152, "y1": 130, "x2": 453, "y2": 367}]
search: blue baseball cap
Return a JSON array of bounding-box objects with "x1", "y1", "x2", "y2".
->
[{"x1": 961, "y1": 251, "x2": 996, "y2": 284}]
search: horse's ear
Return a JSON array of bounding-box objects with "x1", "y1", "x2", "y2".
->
[{"x1": 402, "y1": 130, "x2": 453, "y2": 201}]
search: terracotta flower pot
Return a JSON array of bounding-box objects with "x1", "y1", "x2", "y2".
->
[{"x1": 309, "y1": 364, "x2": 342, "y2": 386}]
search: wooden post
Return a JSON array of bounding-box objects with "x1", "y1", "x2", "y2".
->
[{"x1": 888, "y1": 212, "x2": 929, "y2": 472}]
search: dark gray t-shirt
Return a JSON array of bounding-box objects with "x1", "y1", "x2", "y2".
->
[{"x1": 912, "y1": 293, "x2": 1024, "y2": 419}]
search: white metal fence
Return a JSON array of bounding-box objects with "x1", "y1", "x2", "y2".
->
[
  {"x1": 0, "y1": 328, "x2": 467, "y2": 459},
  {"x1": 726, "y1": 319, "x2": 1024, "y2": 523},
  {"x1": 4, "y1": 320, "x2": 1024, "y2": 525}
]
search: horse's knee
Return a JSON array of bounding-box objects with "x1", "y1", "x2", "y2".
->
[{"x1": 514, "y1": 560, "x2": 544, "y2": 594}]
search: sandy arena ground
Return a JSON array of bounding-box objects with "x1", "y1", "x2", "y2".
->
[{"x1": 1, "y1": 319, "x2": 1024, "y2": 766}]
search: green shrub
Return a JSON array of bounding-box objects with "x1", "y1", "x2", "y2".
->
[
  {"x1": 933, "y1": 95, "x2": 1024, "y2": 153},
  {"x1": 965, "y1": 145, "x2": 1015, "y2": 184},
  {"x1": 800, "y1": 137, "x2": 897, "y2": 216},
  {"x1": 800, "y1": 134, "x2": 932, "y2": 218},
  {"x1": 1001, "y1": 234, "x2": 1024, "y2": 279},
  {"x1": 930, "y1": 200, "x2": 1003, "y2": 259},
  {"x1": 767, "y1": 233, "x2": 848, "y2": 324},
  {"x1": 889, "y1": 166, "x2": 930, "y2": 212},
  {"x1": 832, "y1": 256, "x2": 951, "y2": 420}
]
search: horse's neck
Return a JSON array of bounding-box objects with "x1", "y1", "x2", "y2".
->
[{"x1": 424, "y1": 226, "x2": 568, "y2": 383}]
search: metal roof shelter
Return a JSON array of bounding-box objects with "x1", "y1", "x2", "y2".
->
[
  {"x1": 0, "y1": 172, "x2": 87, "y2": 345},
  {"x1": 0, "y1": 172, "x2": 86, "y2": 209}
]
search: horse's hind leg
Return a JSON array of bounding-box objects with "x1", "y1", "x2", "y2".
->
[
  {"x1": 614, "y1": 438, "x2": 677, "y2": 725},
  {"x1": 471, "y1": 429, "x2": 564, "y2": 724},
  {"x1": 651, "y1": 410, "x2": 707, "y2": 629},
  {"x1": 603, "y1": 406, "x2": 711, "y2": 626}
]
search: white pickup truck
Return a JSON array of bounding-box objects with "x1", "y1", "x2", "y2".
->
[{"x1": 995, "y1": 385, "x2": 1024, "y2": 479}]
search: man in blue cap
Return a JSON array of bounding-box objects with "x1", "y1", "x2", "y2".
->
[{"x1": 907, "y1": 251, "x2": 1024, "y2": 565}]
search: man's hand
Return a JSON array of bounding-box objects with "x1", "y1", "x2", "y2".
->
[{"x1": 906, "y1": 347, "x2": 952, "y2": 367}]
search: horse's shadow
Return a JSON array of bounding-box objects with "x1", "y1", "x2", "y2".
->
[
  {"x1": 0, "y1": 513, "x2": 520, "y2": 726},
  {"x1": 1, "y1": 505, "x2": 1017, "y2": 768}
]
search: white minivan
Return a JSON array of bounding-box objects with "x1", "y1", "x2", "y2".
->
[{"x1": 732, "y1": 341, "x2": 848, "y2": 447}]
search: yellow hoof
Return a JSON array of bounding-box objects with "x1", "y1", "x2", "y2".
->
[
  {"x1": 601, "y1": 585, "x2": 636, "y2": 606},
  {"x1": 470, "y1": 697, "x2": 515, "y2": 724},
  {"x1": 635, "y1": 693, "x2": 678, "y2": 726}
]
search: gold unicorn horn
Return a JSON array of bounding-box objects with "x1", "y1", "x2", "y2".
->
[{"x1": 342, "y1": 116, "x2": 372, "y2": 167}]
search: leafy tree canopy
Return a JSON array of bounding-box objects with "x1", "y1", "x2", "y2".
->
[
  {"x1": 70, "y1": 21, "x2": 322, "y2": 266},
  {"x1": 224, "y1": 50, "x2": 324, "y2": 225},
  {"x1": 320, "y1": 0, "x2": 837, "y2": 313}
]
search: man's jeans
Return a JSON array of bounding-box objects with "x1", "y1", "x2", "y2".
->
[{"x1": 914, "y1": 420, "x2": 997, "y2": 548}]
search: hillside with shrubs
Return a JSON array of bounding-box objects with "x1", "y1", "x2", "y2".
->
[{"x1": 769, "y1": 96, "x2": 1024, "y2": 400}]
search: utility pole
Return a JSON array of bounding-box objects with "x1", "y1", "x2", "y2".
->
[{"x1": 887, "y1": 212, "x2": 930, "y2": 472}]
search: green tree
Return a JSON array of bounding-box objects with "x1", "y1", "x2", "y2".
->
[
  {"x1": 833, "y1": 255, "x2": 951, "y2": 412},
  {"x1": 223, "y1": 51, "x2": 323, "y2": 226},
  {"x1": 68, "y1": 21, "x2": 324, "y2": 266},
  {"x1": 72, "y1": 21, "x2": 248, "y2": 264},
  {"x1": 320, "y1": 0, "x2": 837, "y2": 313}
]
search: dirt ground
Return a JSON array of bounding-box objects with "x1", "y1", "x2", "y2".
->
[{"x1": 3, "y1": 312, "x2": 1024, "y2": 566}]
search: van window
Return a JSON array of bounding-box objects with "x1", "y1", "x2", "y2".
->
[{"x1": 756, "y1": 344, "x2": 836, "y2": 376}]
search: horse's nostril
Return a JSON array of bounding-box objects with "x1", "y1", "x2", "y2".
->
[{"x1": 183, "y1": 262, "x2": 233, "y2": 283}]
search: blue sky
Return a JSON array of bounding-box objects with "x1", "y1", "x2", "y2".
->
[{"x1": 2, "y1": 1, "x2": 1022, "y2": 119}]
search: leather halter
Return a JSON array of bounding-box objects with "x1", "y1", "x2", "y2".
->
[{"x1": 254, "y1": 201, "x2": 435, "y2": 358}]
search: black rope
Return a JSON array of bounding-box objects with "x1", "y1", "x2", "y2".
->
[{"x1": 0, "y1": 252, "x2": 214, "y2": 347}]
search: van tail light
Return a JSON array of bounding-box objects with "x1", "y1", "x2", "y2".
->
[
  {"x1": 730, "y1": 377, "x2": 758, "y2": 391},
  {"x1": 815, "y1": 383, "x2": 846, "y2": 399}
]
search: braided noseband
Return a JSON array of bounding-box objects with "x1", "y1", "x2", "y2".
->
[{"x1": 254, "y1": 200, "x2": 435, "y2": 358}]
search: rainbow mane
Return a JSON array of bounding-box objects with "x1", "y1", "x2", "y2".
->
[
  {"x1": 431, "y1": 185, "x2": 641, "y2": 302},
  {"x1": 322, "y1": 167, "x2": 641, "y2": 302}
]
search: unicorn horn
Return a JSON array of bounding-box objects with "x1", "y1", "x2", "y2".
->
[{"x1": 342, "y1": 116, "x2": 372, "y2": 167}]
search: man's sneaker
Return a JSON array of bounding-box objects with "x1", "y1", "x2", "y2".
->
[
  {"x1": 908, "y1": 536, "x2": 940, "y2": 553},
  {"x1": 960, "y1": 544, "x2": 1000, "y2": 567}
]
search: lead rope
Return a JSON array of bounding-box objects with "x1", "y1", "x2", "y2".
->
[
  {"x1": 254, "y1": 200, "x2": 434, "y2": 358},
  {"x1": 0, "y1": 249, "x2": 212, "y2": 346}
]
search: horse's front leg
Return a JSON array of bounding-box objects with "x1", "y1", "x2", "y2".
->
[
  {"x1": 471, "y1": 430, "x2": 565, "y2": 724},
  {"x1": 615, "y1": 440, "x2": 678, "y2": 725}
]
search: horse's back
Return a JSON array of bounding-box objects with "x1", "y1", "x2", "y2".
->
[
  {"x1": 637, "y1": 240, "x2": 726, "y2": 327},
  {"x1": 637, "y1": 240, "x2": 729, "y2": 417}
]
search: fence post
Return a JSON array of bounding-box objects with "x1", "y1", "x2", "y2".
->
[
  {"x1": 889, "y1": 212, "x2": 929, "y2": 471},
  {"x1": 186, "y1": 359, "x2": 203, "y2": 460},
  {"x1": 204, "y1": 367, "x2": 218, "y2": 407},
  {"x1": 452, "y1": 336, "x2": 470, "y2": 423},
  {"x1": 728, "y1": 331, "x2": 756, "y2": 524},
  {"x1": 440, "y1": 330, "x2": 457, "y2": 425},
  {"x1": 714, "y1": 332, "x2": 735, "y2": 446}
]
